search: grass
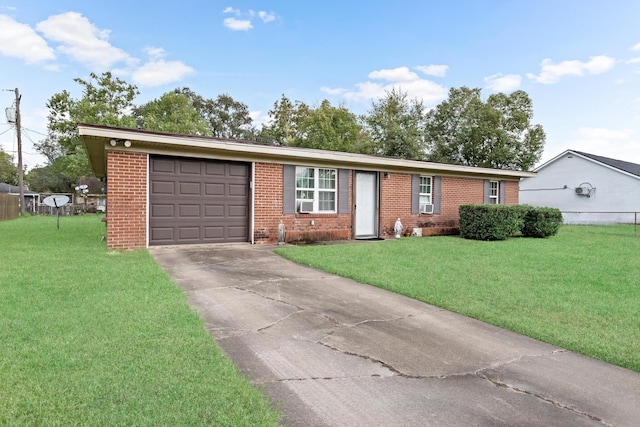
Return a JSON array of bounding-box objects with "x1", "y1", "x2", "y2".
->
[
  {"x1": 0, "y1": 215, "x2": 281, "y2": 426},
  {"x1": 275, "y1": 225, "x2": 640, "y2": 372}
]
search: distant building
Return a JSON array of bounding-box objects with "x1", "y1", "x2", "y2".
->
[
  {"x1": 0, "y1": 182, "x2": 40, "y2": 213},
  {"x1": 520, "y1": 150, "x2": 640, "y2": 224}
]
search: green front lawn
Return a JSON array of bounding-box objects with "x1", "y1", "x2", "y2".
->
[
  {"x1": 0, "y1": 215, "x2": 281, "y2": 426},
  {"x1": 275, "y1": 225, "x2": 640, "y2": 372}
]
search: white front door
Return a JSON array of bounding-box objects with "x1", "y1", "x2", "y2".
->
[{"x1": 355, "y1": 172, "x2": 378, "y2": 238}]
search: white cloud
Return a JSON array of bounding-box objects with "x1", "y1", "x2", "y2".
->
[
  {"x1": 222, "y1": 8, "x2": 276, "y2": 30},
  {"x1": 324, "y1": 66, "x2": 447, "y2": 106},
  {"x1": 320, "y1": 86, "x2": 347, "y2": 95},
  {"x1": 258, "y1": 11, "x2": 276, "y2": 23},
  {"x1": 484, "y1": 73, "x2": 522, "y2": 92},
  {"x1": 36, "y1": 12, "x2": 133, "y2": 70},
  {"x1": 627, "y1": 57, "x2": 640, "y2": 64},
  {"x1": 526, "y1": 55, "x2": 615, "y2": 84},
  {"x1": 631, "y1": 41, "x2": 640, "y2": 51},
  {"x1": 224, "y1": 17, "x2": 253, "y2": 31},
  {"x1": 414, "y1": 64, "x2": 448, "y2": 77},
  {"x1": 569, "y1": 127, "x2": 640, "y2": 163},
  {"x1": 131, "y1": 48, "x2": 194, "y2": 87},
  {"x1": 0, "y1": 14, "x2": 56, "y2": 63}
]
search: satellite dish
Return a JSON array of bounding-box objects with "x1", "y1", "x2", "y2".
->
[
  {"x1": 43, "y1": 195, "x2": 70, "y2": 229},
  {"x1": 43, "y1": 195, "x2": 70, "y2": 208}
]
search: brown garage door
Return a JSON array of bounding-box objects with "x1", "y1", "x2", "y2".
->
[{"x1": 149, "y1": 156, "x2": 250, "y2": 245}]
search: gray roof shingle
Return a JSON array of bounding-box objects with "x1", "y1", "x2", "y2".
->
[{"x1": 572, "y1": 150, "x2": 640, "y2": 178}]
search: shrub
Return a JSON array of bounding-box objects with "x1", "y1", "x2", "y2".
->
[
  {"x1": 459, "y1": 204, "x2": 521, "y2": 241},
  {"x1": 521, "y1": 207, "x2": 563, "y2": 238}
]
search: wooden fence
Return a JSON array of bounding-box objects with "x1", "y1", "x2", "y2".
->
[{"x1": 0, "y1": 194, "x2": 19, "y2": 221}]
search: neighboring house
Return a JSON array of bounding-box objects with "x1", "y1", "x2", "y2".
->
[
  {"x1": 520, "y1": 149, "x2": 640, "y2": 224},
  {"x1": 0, "y1": 182, "x2": 40, "y2": 213},
  {"x1": 79, "y1": 124, "x2": 534, "y2": 250}
]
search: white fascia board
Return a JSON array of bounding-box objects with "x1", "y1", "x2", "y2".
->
[{"x1": 78, "y1": 124, "x2": 536, "y2": 179}]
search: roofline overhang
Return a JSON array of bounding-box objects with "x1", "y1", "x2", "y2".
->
[{"x1": 78, "y1": 124, "x2": 536, "y2": 180}]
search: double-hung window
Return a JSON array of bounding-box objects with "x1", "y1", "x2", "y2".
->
[
  {"x1": 296, "y1": 167, "x2": 336, "y2": 213},
  {"x1": 489, "y1": 180, "x2": 499, "y2": 204},
  {"x1": 419, "y1": 176, "x2": 433, "y2": 213}
]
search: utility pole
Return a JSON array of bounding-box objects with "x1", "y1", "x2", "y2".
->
[{"x1": 14, "y1": 88, "x2": 24, "y2": 215}]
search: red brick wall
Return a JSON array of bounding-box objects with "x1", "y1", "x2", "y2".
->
[
  {"x1": 253, "y1": 162, "x2": 352, "y2": 244},
  {"x1": 106, "y1": 151, "x2": 147, "y2": 249},
  {"x1": 379, "y1": 174, "x2": 520, "y2": 238}
]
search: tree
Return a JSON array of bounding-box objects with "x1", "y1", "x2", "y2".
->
[
  {"x1": 292, "y1": 99, "x2": 372, "y2": 153},
  {"x1": 175, "y1": 88, "x2": 255, "y2": 140},
  {"x1": 256, "y1": 94, "x2": 308, "y2": 146},
  {"x1": 135, "y1": 92, "x2": 211, "y2": 135},
  {"x1": 425, "y1": 87, "x2": 545, "y2": 171},
  {"x1": 0, "y1": 147, "x2": 18, "y2": 185},
  {"x1": 365, "y1": 88, "x2": 427, "y2": 160},
  {"x1": 34, "y1": 72, "x2": 139, "y2": 192}
]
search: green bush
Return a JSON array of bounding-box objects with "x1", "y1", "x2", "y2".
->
[
  {"x1": 521, "y1": 207, "x2": 563, "y2": 238},
  {"x1": 459, "y1": 204, "x2": 521, "y2": 241}
]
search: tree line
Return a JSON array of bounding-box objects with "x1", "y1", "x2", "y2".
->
[{"x1": 22, "y1": 72, "x2": 545, "y2": 193}]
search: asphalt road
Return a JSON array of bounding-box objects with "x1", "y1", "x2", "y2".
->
[{"x1": 151, "y1": 243, "x2": 640, "y2": 427}]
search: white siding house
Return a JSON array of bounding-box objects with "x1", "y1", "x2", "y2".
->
[{"x1": 519, "y1": 150, "x2": 640, "y2": 224}]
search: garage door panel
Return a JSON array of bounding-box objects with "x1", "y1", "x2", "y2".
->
[
  {"x1": 152, "y1": 181, "x2": 175, "y2": 194},
  {"x1": 204, "y1": 204, "x2": 224, "y2": 218},
  {"x1": 229, "y1": 183, "x2": 248, "y2": 196},
  {"x1": 152, "y1": 204, "x2": 175, "y2": 217},
  {"x1": 205, "y1": 163, "x2": 225, "y2": 176},
  {"x1": 180, "y1": 161, "x2": 202, "y2": 174},
  {"x1": 150, "y1": 156, "x2": 249, "y2": 245},
  {"x1": 228, "y1": 205, "x2": 247, "y2": 217},
  {"x1": 152, "y1": 159, "x2": 176, "y2": 174},
  {"x1": 205, "y1": 183, "x2": 224, "y2": 196},
  {"x1": 179, "y1": 182, "x2": 201, "y2": 195},
  {"x1": 179, "y1": 204, "x2": 201, "y2": 218}
]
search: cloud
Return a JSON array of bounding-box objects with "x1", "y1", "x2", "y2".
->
[
  {"x1": 224, "y1": 17, "x2": 252, "y2": 31},
  {"x1": 258, "y1": 11, "x2": 276, "y2": 23},
  {"x1": 414, "y1": 64, "x2": 448, "y2": 77},
  {"x1": 323, "y1": 66, "x2": 447, "y2": 106},
  {"x1": 131, "y1": 47, "x2": 194, "y2": 87},
  {"x1": 222, "y1": 7, "x2": 276, "y2": 30},
  {"x1": 484, "y1": 73, "x2": 522, "y2": 92},
  {"x1": 526, "y1": 55, "x2": 615, "y2": 84},
  {"x1": 36, "y1": 11, "x2": 133, "y2": 70},
  {"x1": 0, "y1": 14, "x2": 56, "y2": 63},
  {"x1": 568, "y1": 127, "x2": 640, "y2": 163},
  {"x1": 631, "y1": 41, "x2": 640, "y2": 51}
]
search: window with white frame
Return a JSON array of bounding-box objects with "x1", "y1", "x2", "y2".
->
[
  {"x1": 489, "y1": 180, "x2": 499, "y2": 204},
  {"x1": 296, "y1": 167, "x2": 336, "y2": 213},
  {"x1": 419, "y1": 176, "x2": 432, "y2": 212}
]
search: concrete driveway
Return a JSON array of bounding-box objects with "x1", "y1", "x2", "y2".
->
[{"x1": 150, "y1": 243, "x2": 640, "y2": 427}]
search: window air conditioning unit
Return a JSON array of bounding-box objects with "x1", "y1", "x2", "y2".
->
[
  {"x1": 297, "y1": 200, "x2": 314, "y2": 213},
  {"x1": 420, "y1": 204, "x2": 434, "y2": 214}
]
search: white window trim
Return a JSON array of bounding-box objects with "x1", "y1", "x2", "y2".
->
[
  {"x1": 489, "y1": 180, "x2": 499, "y2": 204},
  {"x1": 419, "y1": 175, "x2": 433, "y2": 212},
  {"x1": 295, "y1": 166, "x2": 337, "y2": 213}
]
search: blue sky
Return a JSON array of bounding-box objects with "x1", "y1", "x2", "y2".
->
[{"x1": 1, "y1": 1, "x2": 640, "y2": 170}]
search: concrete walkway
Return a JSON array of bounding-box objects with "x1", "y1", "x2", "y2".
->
[{"x1": 150, "y1": 243, "x2": 640, "y2": 427}]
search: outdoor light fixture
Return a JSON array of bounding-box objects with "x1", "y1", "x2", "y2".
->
[{"x1": 109, "y1": 139, "x2": 132, "y2": 147}]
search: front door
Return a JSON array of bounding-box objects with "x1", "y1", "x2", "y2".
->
[{"x1": 354, "y1": 171, "x2": 378, "y2": 238}]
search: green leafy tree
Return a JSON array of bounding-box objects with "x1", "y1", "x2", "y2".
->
[
  {"x1": 256, "y1": 94, "x2": 309, "y2": 146},
  {"x1": 365, "y1": 88, "x2": 427, "y2": 160},
  {"x1": 175, "y1": 88, "x2": 255, "y2": 139},
  {"x1": 34, "y1": 72, "x2": 139, "y2": 191},
  {"x1": 135, "y1": 92, "x2": 211, "y2": 135},
  {"x1": 292, "y1": 100, "x2": 372, "y2": 153},
  {"x1": 425, "y1": 87, "x2": 545, "y2": 170},
  {"x1": 0, "y1": 147, "x2": 18, "y2": 185}
]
